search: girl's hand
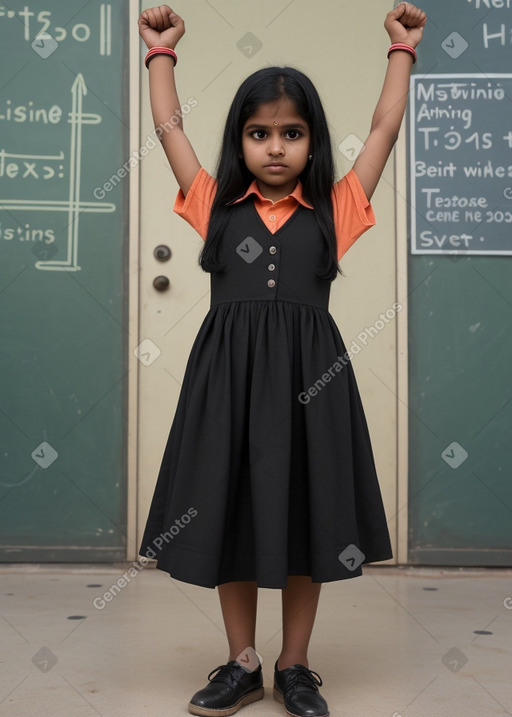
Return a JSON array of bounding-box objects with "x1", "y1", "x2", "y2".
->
[
  {"x1": 138, "y1": 5, "x2": 185, "y2": 50},
  {"x1": 384, "y1": 3, "x2": 427, "y2": 48}
]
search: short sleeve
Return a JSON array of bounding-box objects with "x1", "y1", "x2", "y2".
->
[
  {"x1": 173, "y1": 167, "x2": 218, "y2": 240},
  {"x1": 332, "y1": 168, "x2": 377, "y2": 262}
]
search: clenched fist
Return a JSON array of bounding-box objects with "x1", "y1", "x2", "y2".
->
[{"x1": 138, "y1": 5, "x2": 185, "y2": 50}]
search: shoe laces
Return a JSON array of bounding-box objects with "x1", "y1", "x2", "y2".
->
[
  {"x1": 207, "y1": 662, "x2": 246, "y2": 688},
  {"x1": 282, "y1": 665, "x2": 323, "y2": 695}
]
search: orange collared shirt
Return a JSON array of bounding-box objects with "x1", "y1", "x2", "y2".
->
[{"x1": 174, "y1": 167, "x2": 376, "y2": 262}]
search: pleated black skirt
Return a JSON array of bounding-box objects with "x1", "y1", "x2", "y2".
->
[{"x1": 139, "y1": 298, "x2": 393, "y2": 588}]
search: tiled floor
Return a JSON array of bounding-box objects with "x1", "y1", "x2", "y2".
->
[{"x1": 0, "y1": 565, "x2": 511, "y2": 716}]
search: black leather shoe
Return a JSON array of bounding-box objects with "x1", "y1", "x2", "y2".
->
[
  {"x1": 188, "y1": 660, "x2": 264, "y2": 716},
  {"x1": 273, "y1": 661, "x2": 329, "y2": 717}
]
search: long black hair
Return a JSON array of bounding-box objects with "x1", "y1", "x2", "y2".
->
[{"x1": 199, "y1": 66, "x2": 341, "y2": 281}]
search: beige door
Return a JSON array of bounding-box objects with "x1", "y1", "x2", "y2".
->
[{"x1": 134, "y1": 0, "x2": 406, "y2": 564}]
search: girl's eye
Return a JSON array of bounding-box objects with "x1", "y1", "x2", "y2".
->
[{"x1": 249, "y1": 129, "x2": 303, "y2": 140}]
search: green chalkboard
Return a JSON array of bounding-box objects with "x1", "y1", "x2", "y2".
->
[
  {"x1": 410, "y1": 73, "x2": 512, "y2": 254},
  {"x1": 407, "y1": 0, "x2": 512, "y2": 564},
  {"x1": 0, "y1": 1, "x2": 128, "y2": 560}
]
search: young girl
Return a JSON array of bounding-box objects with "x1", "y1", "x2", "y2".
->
[{"x1": 138, "y1": 4, "x2": 426, "y2": 716}]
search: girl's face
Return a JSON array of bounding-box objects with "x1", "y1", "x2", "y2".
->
[{"x1": 241, "y1": 97, "x2": 311, "y2": 202}]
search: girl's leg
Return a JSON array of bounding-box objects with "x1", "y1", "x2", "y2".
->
[
  {"x1": 217, "y1": 581, "x2": 258, "y2": 661},
  {"x1": 277, "y1": 576, "x2": 322, "y2": 670}
]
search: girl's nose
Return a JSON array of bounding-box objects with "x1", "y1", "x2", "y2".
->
[{"x1": 268, "y1": 135, "x2": 284, "y2": 155}]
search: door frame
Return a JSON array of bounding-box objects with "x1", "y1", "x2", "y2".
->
[
  {"x1": 126, "y1": 0, "x2": 141, "y2": 562},
  {"x1": 395, "y1": 126, "x2": 409, "y2": 565},
  {"x1": 126, "y1": 1, "x2": 411, "y2": 564}
]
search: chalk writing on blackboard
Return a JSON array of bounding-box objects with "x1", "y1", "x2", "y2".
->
[
  {"x1": 409, "y1": 74, "x2": 512, "y2": 255},
  {"x1": 0, "y1": 3, "x2": 112, "y2": 55},
  {"x1": 0, "y1": 74, "x2": 115, "y2": 271}
]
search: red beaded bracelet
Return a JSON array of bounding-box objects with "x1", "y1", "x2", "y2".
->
[
  {"x1": 145, "y1": 46, "x2": 178, "y2": 69},
  {"x1": 387, "y1": 42, "x2": 417, "y2": 64}
]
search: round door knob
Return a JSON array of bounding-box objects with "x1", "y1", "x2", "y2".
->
[
  {"x1": 154, "y1": 244, "x2": 172, "y2": 261},
  {"x1": 153, "y1": 275, "x2": 170, "y2": 291}
]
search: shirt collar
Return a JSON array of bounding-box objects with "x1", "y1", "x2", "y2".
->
[{"x1": 227, "y1": 178, "x2": 314, "y2": 209}]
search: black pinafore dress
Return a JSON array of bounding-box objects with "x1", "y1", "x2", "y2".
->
[{"x1": 139, "y1": 200, "x2": 393, "y2": 588}]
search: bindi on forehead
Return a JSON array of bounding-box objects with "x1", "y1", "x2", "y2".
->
[{"x1": 244, "y1": 103, "x2": 308, "y2": 132}]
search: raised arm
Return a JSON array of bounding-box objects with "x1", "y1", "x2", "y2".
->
[
  {"x1": 352, "y1": 2, "x2": 427, "y2": 201},
  {"x1": 138, "y1": 5, "x2": 201, "y2": 196}
]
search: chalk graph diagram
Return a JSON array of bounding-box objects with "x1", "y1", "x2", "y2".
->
[{"x1": 0, "y1": 73, "x2": 116, "y2": 271}]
